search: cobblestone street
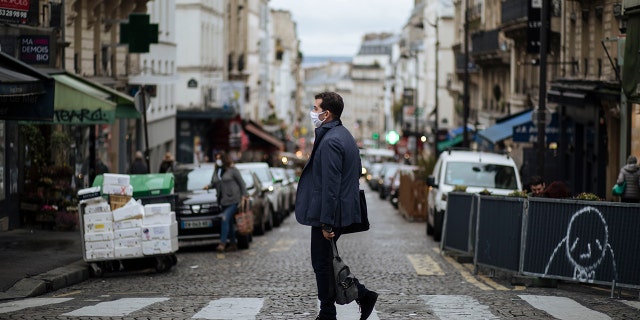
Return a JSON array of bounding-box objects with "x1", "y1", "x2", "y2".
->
[{"x1": 1, "y1": 186, "x2": 639, "y2": 319}]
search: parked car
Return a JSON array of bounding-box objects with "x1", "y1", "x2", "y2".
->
[
  {"x1": 426, "y1": 150, "x2": 522, "y2": 241},
  {"x1": 239, "y1": 169, "x2": 273, "y2": 235},
  {"x1": 270, "y1": 167, "x2": 296, "y2": 214},
  {"x1": 377, "y1": 162, "x2": 400, "y2": 199},
  {"x1": 388, "y1": 165, "x2": 418, "y2": 209},
  {"x1": 235, "y1": 162, "x2": 286, "y2": 226},
  {"x1": 367, "y1": 163, "x2": 384, "y2": 190},
  {"x1": 172, "y1": 163, "x2": 251, "y2": 249}
]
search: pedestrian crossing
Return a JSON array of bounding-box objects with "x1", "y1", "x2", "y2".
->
[{"x1": 0, "y1": 294, "x2": 637, "y2": 319}]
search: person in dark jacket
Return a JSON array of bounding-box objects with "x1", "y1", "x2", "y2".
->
[
  {"x1": 205, "y1": 152, "x2": 248, "y2": 252},
  {"x1": 158, "y1": 152, "x2": 175, "y2": 173},
  {"x1": 616, "y1": 155, "x2": 640, "y2": 203},
  {"x1": 129, "y1": 151, "x2": 148, "y2": 174},
  {"x1": 295, "y1": 92, "x2": 377, "y2": 320}
]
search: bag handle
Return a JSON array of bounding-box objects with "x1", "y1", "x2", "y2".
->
[{"x1": 330, "y1": 238, "x2": 340, "y2": 258}]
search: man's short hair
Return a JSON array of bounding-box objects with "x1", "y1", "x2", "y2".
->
[
  {"x1": 527, "y1": 175, "x2": 544, "y2": 186},
  {"x1": 315, "y1": 92, "x2": 344, "y2": 118}
]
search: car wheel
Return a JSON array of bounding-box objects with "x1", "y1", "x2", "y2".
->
[
  {"x1": 272, "y1": 205, "x2": 282, "y2": 227},
  {"x1": 433, "y1": 210, "x2": 444, "y2": 242},
  {"x1": 253, "y1": 206, "x2": 266, "y2": 235},
  {"x1": 264, "y1": 205, "x2": 274, "y2": 231},
  {"x1": 426, "y1": 219, "x2": 434, "y2": 235}
]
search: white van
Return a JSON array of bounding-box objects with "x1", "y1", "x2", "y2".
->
[{"x1": 426, "y1": 150, "x2": 522, "y2": 241}]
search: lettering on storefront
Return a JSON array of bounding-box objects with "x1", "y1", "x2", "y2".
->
[
  {"x1": 19, "y1": 35, "x2": 49, "y2": 64},
  {"x1": 54, "y1": 108, "x2": 109, "y2": 123}
]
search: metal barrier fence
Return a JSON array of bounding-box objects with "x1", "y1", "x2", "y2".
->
[
  {"x1": 475, "y1": 195, "x2": 525, "y2": 273},
  {"x1": 442, "y1": 192, "x2": 476, "y2": 255},
  {"x1": 523, "y1": 198, "x2": 640, "y2": 288},
  {"x1": 439, "y1": 194, "x2": 640, "y2": 289}
]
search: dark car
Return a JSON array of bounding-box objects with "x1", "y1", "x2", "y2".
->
[
  {"x1": 239, "y1": 168, "x2": 274, "y2": 235},
  {"x1": 173, "y1": 163, "x2": 251, "y2": 249}
]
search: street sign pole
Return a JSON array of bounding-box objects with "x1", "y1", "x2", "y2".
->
[{"x1": 536, "y1": 0, "x2": 549, "y2": 178}]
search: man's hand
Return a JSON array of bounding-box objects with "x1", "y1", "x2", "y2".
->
[{"x1": 322, "y1": 229, "x2": 335, "y2": 240}]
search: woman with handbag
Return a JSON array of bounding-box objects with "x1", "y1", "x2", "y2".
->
[
  {"x1": 616, "y1": 155, "x2": 640, "y2": 203},
  {"x1": 205, "y1": 152, "x2": 249, "y2": 252}
]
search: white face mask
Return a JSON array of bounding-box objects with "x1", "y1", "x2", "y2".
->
[
  {"x1": 216, "y1": 159, "x2": 223, "y2": 167},
  {"x1": 310, "y1": 110, "x2": 326, "y2": 128}
]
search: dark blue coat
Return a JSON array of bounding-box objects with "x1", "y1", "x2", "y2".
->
[{"x1": 295, "y1": 120, "x2": 362, "y2": 228}]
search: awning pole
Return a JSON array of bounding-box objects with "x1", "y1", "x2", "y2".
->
[
  {"x1": 536, "y1": 0, "x2": 549, "y2": 178},
  {"x1": 140, "y1": 87, "x2": 151, "y2": 171}
]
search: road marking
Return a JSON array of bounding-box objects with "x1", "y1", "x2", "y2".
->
[
  {"x1": 192, "y1": 298, "x2": 263, "y2": 319},
  {"x1": 519, "y1": 295, "x2": 611, "y2": 320},
  {"x1": 622, "y1": 300, "x2": 640, "y2": 310},
  {"x1": 477, "y1": 274, "x2": 510, "y2": 291},
  {"x1": 317, "y1": 299, "x2": 380, "y2": 320},
  {"x1": 442, "y1": 255, "x2": 493, "y2": 291},
  {"x1": 54, "y1": 290, "x2": 83, "y2": 297},
  {"x1": 0, "y1": 298, "x2": 73, "y2": 314},
  {"x1": 407, "y1": 254, "x2": 445, "y2": 275},
  {"x1": 420, "y1": 295, "x2": 499, "y2": 319},
  {"x1": 268, "y1": 238, "x2": 296, "y2": 252},
  {"x1": 62, "y1": 297, "x2": 169, "y2": 317}
]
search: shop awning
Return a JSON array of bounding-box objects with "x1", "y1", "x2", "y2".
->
[
  {"x1": 244, "y1": 122, "x2": 285, "y2": 151},
  {"x1": 49, "y1": 71, "x2": 139, "y2": 124},
  {"x1": 477, "y1": 110, "x2": 533, "y2": 144},
  {"x1": 437, "y1": 135, "x2": 463, "y2": 151},
  {"x1": 0, "y1": 51, "x2": 54, "y2": 121}
]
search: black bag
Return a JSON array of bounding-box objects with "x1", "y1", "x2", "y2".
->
[
  {"x1": 342, "y1": 190, "x2": 369, "y2": 234},
  {"x1": 331, "y1": 239, "x2": 359, "y2": 305}
]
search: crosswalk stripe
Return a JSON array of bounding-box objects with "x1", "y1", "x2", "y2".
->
[
  {"x1": 442, "y1": 255, "x2": 493, "y2": 291},
  {"x1": 407, "y1": 254, "x2": 445, "y2": 275},
  {"x1": 519, "y1": 295, "x2": 611, "y2": 320},
  {"x1": 62, "y1": 297, "x2": 169, "y2": 317},
  {"x1": 317, "y1": 299, "x2": 380, "y2": 320},
  {"x1": 420, "y1": 295, "x2": 499, "y2": 319},
  {"x1": 0, "y1": 298, "x2": 73, "y2": 314},
  {"x1": 192, "y1": 298, "x2": 264, "y2": 319},
  {"x1": 621, "y1": 300, "x2": 640, "y2": 310}
]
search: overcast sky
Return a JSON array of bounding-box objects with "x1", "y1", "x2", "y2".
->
[{"x1": 269, "y1": 0, "x2": 414, "y2": 57}]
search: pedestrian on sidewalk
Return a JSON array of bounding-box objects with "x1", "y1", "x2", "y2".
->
[
  {"x1": 616, "y1": 155, "x2": 640, "y2": 203},
  {"x1": 129, "y1": 151, "x2": 148, "y2": 174},
  {"x1": 205, "y1": 152, "x2": 248, "y2": 252},
  {"x1": 295, "y1": 91, "x2": 378, "y2": 320},
  {"x1": 159, "y1": 152, "x2": 175, "y2": 173}
]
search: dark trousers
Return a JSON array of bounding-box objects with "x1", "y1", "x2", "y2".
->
[{"x1": 311, "y1": 226, "x2": 367, "y2": 318}]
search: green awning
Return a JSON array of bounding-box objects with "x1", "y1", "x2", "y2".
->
[
  {"x1": 50, "y1": 72, "x2": 139, "y2": 124},
  {"x1": 437, "y1": 135, "x2": 464, "y2": 151}
]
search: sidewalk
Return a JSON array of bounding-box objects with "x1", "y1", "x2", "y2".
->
[{"x1": 0, "y1": 228, "x2": 89, "y2": 300}]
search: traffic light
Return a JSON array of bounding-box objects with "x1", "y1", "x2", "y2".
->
[{"x1": 386, "y1": 130, "x2": 400, "y2": 145}]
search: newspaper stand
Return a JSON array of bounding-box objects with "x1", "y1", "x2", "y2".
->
[{"x1": 79, "y1": 174, "x2": 178, "y2": 277}]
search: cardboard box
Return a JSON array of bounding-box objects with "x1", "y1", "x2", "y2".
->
[
  {"x1": 114, "y1": 227, "x2": 141, "y2": 239},
  {"x1": 114, "y1": 237, "x2": 141, "y2": 248},
  {"x1": 112, "y1": 200, "x2": 144, "y2": 221},
  {"x1": 114, "y1": 246, "x2": 144, "y2": 258},
  {"x1": 113, "y1": 218, "x2": 142, "y2": 230},
  {"x1": 84, "y1": 201, "x2": 111, "y2": 214},
  {"x1": 84, "y1": 231, "x2": 114, "y2": 242},
  {"x1": 142, "y1": 222, "x2": 177, "y2": 241},
  {"x1": 84, "y1": 211, "x2": 112, "y2": 224},
  {"x1": 84, "y1": 239, "x2": 114, "y2": 250},
  {"x1": 84, "y1": 221, "x2": 113, "y2": 234},
  {"x1": 85, "y1": 248, "x2": 114, "y2": 260},
  {"x1": 102, "y1": 173, "x2": 130, "y2": 186},
  {"x1": 142, "y1": 238, "x2": 179, "y2": 255},
  {"x1": 144, "y1": 203, "x2": 171, "y2": 215},
  {"x1": 143, "y1": 211, "x2": 176, "y2": 226},
  {"x1": 78, "y1": 186, "x2": 101, "y2": 201},
  {"x1": 102, "y1": 184, "x2": 133, "y2": 196}
]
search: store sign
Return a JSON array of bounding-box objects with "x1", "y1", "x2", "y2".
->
[
  {"x1": 0, "y1": 0, "x2": 30, "y2": 25},
  {"x1": 19, "y1": 35, "x2": 49, "y2": 64}
]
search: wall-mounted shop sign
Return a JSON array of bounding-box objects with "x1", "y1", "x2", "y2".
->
[
  {"x1": 19, "y1": 35, "x2": 49, "y2": 64},
  {"x1": 187, "y1": 79, "x2": 198, "y2": 88},
  {"x1": 0, "y1": 0, "x2": 32, "y2": 25}
]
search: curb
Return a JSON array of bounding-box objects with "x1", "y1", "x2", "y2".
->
[{"x1": 0, "y1": 260, "x2": 89, "y2": 301}]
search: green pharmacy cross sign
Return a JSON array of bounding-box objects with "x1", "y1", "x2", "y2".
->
[{"x1": 120, "y1": 14, "x2": 159, "y2": 53}]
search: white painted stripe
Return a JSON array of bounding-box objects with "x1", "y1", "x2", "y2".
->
[
  {"x1": 192, "y1": 298, "x2": 263, "y2": 320},
  {"x1": 519, "y1": 295, "x2": 611, "y2": 320},
  {"x1": 62, "y1": 297, "x2": 169, "y2": 317},
  {"x1": 622, "y1": 300, "x2": 640, "y2": 310},
  {"x1": 420, "y1": 295, "x2": 499, "y2": 320},
  {"x1": 0, "y1": 298, "x2": 73, "y2": 314},
  {"x1": 317, "y1": 300, "x2": 380, "y2": 320}
]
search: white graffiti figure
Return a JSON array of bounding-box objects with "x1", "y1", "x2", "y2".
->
[{"x1": 544, "y1": 206, "x2": 617, "y2": 282}]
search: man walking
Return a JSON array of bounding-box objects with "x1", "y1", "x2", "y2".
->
[{"x1": 295, "y1": 92, "x2": 378, "y2": 320}]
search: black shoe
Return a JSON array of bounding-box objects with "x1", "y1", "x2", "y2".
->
[
  {"x1": 315, "y1": 315, "x2": 337, "y2": 320},
  {"x1": 358, "y1": 290, "x2": 378, "y2": 320}
]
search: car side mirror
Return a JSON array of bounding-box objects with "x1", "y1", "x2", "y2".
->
[{"x1": 426, "y1": 176, "x2": 437, "y2": 187}]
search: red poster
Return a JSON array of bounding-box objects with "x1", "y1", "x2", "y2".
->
[{"x1": 0, "y1": 0, "x2": 29, "y2": 24}]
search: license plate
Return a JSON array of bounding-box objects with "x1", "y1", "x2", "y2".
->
[{"x1": 181, "y1": 220, "x2": 213, "y2": 229}]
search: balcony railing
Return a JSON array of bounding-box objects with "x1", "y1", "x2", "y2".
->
[
  {"x1": 471, "y1": 29, "x2": 500, "y2": 54},
  {"x1": 501, "y1": 0, "x2": 528, "y2": 24}
]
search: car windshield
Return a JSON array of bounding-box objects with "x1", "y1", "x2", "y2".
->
[
  {"x1": 240, "y1": 171, "x2": 255, "y2": 189},
  {"x1": 253, "y1": 167, "x2": 272, "y2": 184},
  {"x1": 174, "y1": 167, "x2": 214, "y2": 192},
  {"x1": 444, "y1": 162, "x2": 517, "y2": 190}
]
